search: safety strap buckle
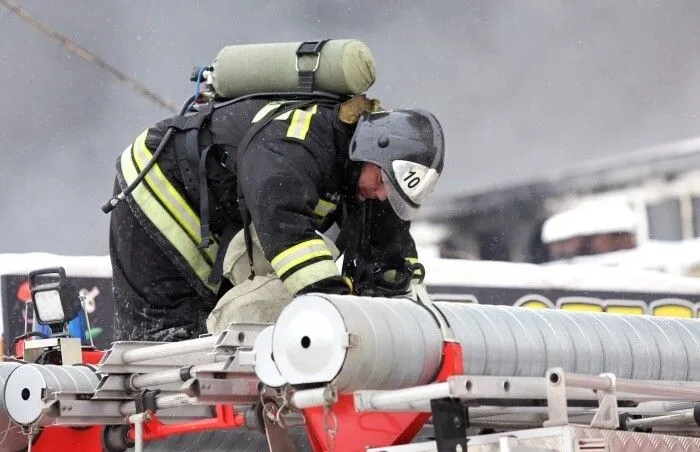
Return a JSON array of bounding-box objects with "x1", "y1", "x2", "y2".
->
[
  {"x1": 169, "y1": 101, "x2": 214, "y2": 131},
  {"x1": 295, "y1": 39, "x2": 329, "y2": 92}
]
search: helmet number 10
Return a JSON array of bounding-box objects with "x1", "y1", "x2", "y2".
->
[{"x1": 403, "y1": 171, "x2": 421, "y2": 188}]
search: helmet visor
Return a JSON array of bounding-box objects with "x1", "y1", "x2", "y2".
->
[{"x1": 383, "y1": 170, "x2": 420, "y2": 221}]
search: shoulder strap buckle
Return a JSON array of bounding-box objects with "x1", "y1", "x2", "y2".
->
[{"x1": 295, "y1": 40, "x2": 330, "y2": 92}]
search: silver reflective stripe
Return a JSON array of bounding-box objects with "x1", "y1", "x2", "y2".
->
[
  {"x1": 314, "y1": 199, "x2": 337, "y2": 218},
  {"x1": 252, "y1": 100, "x2": 294, "y2": 123},
  {"x1": 286, "y1": 105, "x2": 318, "y2": 140},
  {"x1": 119, "y1": 131, "x2": 219, "y2": 292},
  {"x1": 283, "y1": 259, "x2": 340, "y2": 295},
  {"x1": 271, "y1": 239, "x2": 331, "y2": 277}
]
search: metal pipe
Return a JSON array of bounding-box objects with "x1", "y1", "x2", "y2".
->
[
  {"x1": 470, "y1": 406, "x2": 592, "y2": 418},
  {"x1": 617, "y1": 381, "x2": 700, "y2": 399},
  {"x1": 122, "y1": 336, "x2": 218, "y2": 364},
  {"x1": 626, "y1": 410, "x2": 696, "y2": 429},
  {"x1": 363, "y1": 383, "x2": 451, "y2": 411},
  {"x1": 120, "y1": 394, "x2": 196, "y2": 416},
  {"x1": 560, "y1": 372, "x2": 700, "y2": 399},
  {"x1": 127, "y1": 412, "x2": 147, "y2": 452},
  {"x1": 557, "y1": 373, "x2": 612, "y2": 391},
  {"x1": 635, "y1": 401, "x2": 697, "y2": 414},
  {"x1": 130, "y1": 362, "x2": 227, "y2": 389},
  {"x1": 134, "y1": 419, "x2": 143, "y2": 452},
  {"x1": 290, "y1": 387, "x2": 328, "y2": 409}
]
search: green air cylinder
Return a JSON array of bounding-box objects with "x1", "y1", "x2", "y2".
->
[{"x1": 209, "y1": 39, "x2": 376, "y2": 98}]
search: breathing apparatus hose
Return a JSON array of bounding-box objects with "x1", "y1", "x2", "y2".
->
[{"x1": 101, "y1": 94, "x2": 197, "y2": 214}]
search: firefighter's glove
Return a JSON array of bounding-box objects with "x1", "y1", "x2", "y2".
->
[
  {"x1": 339, "y1": 94, "x2": 382, "y2": 124},
  {"x1": 354, "y1": 260, "x2": 413, "y2": 298}
]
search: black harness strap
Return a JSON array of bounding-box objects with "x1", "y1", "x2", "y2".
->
[
  {"x1": 207, "y1": 222, "x2": 237, "y2": 286},
  {"x1": 171, "y1": 102, "x2": 215, "y2": 204},
  {"x1": 197, "y1": 144, "x2": 217, "y2": 249},
  {"x1": 339, "y1": 201, "x2": 367, "y2": 289}
]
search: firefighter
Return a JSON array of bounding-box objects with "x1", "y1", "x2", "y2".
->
[{"x1": 107, "y1": 94, "x2": 445, "y2": 342}]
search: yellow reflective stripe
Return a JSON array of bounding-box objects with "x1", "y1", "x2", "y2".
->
[
  {"x1": 252, "y1": 100, "x2": 294, "y2": 123},
  {"x1": 314, "y1": 199, "x2": 337, "y2": 218},
  {"x1": 286, "y1": 105, "x2": 318, "y2": 140},
  {"x1": 120, "y1": 140, "x2": 218, "y2": 292},
  {"x1": 131, "y1": 132, "x2": 213, "y2": 256},
  {"x1": 277, "y1": 250, "x2": 333, "y2": 277},
  {"x1": 131, "y1": 131, "x2": 217, "y2": 263},
  {"x1": 283, "y1": 259, "x2": 339, "y2": 295},
  {"x1": 406, "y1": 257, "x2": 419, "y2": 265},
  {"x1": 271, "y1": 239, "x2": 327, "y2": 266},
  {"x1": 271, "y1": 239, "x2": 331, "y2": 277}
]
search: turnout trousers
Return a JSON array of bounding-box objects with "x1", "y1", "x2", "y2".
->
[{"x1": 108, "y1": 181, "x2": 218, "y2": 342}]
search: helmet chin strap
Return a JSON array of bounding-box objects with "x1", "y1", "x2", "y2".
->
[
  {"x1": 343, "y1": 160, "x2": 364, "y2": 202},
  {"x1": 335, "y1": 158, "x2": 368, "y2": 283}
]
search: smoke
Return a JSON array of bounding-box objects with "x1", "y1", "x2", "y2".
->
[{"x1": 1, "y1": 1, "x2": 700, "y2": 254}]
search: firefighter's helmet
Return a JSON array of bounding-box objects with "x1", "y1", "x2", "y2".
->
[{"x1": 348, "y1": 109, "x2": 445, "y2": 220}]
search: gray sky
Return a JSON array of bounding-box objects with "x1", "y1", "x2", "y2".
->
[{"x1": 2, "y1": 1, "x2": 700, "y2": 254}]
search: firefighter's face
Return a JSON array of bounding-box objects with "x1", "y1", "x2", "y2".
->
[{"x1": 357, "y1": 162, "x2": 388, "y2": 202}]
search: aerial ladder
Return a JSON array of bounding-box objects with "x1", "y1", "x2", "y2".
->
[{"x1": 3, "y1": 268, "x2": 700, "y2": 451}]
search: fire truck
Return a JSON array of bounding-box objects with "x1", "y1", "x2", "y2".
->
[{"x1": 2, "y1": 262, "x2": 700, "y2": 452}]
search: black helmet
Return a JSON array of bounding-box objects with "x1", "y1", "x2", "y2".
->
[{"x1": 348, "y1": 109, "x2": 445, "y2": 220}]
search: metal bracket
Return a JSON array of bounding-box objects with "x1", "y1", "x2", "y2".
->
[
  {"x1": 544, "y1": 368, "x2": 569, "y2": 427},
  {"x1": 43, "y1": 393, "x2": 125, "y2": 426},
  {"x1": 590, "y1": 373, "x2": 620, "y2": 430},
  {"x1": 181, "y1": 369, "x2": 260, "y2": 405},
  {"x1": 212, "y1": 322, "x2": 270, "y2": 354},
  {"x1": 23, "y1": 337, "x2": 82, "y2": 365},
  {"x1": 342, "y1": 332, "x2": 358, "y2": 349},
  {"x1": 544, "y1": 368, "x2": 620, "y2": 430},
  {"x1": 430, "y1": 398, "x2": 468, "y2": 452}
]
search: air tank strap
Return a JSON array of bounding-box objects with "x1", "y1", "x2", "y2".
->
[{"x1": 295, "y1": 40, "x2": 329, "y2": 92}]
